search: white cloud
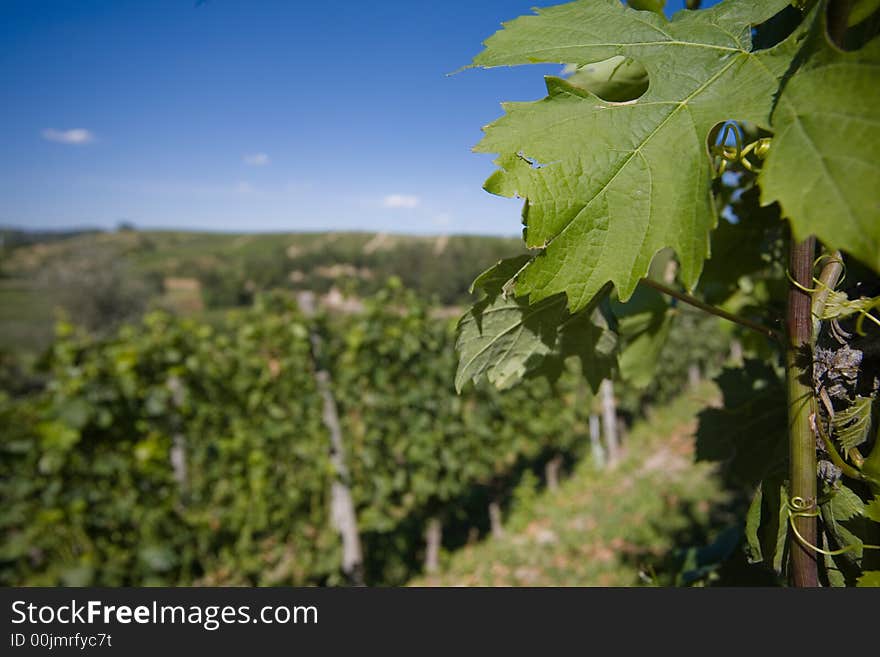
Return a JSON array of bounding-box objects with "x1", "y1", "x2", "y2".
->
[
  {"x1": 234, "y1": 181, "x2": 254, "y2": 194},
  {"x1": 243, "y1": 152, "x2": 270, "y2": 166},
  {"x1": 42, "y1": 128, "x2": 94, "y2": 145},
  {"x1": 432, "y1": 213, "x2": 452, "y2": 226},
  {"x1": 382, "y1": 194, "x2": 420, "y2": 209}
]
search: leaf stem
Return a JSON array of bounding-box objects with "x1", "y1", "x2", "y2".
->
[{"x1": 638, "y1": 277, "x2": 782, "y2": 342}]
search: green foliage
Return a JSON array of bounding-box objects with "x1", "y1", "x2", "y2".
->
[
  {"x1": 412, "y1": 387, "x2": 732, "y2": 586},
  {"x1": 744, "y1": 481, "x2": 781, "y2": 573},
  {"x1": 832, "y1": 397, "x2": 875, "y2": 451},
  {"x1": 858, "y1": 570, "x2": 880, "y2": 586},
  {"x1": 0, "y1": 230, "x2": 524, "y2": 357},
  {"x1": 627, "y1": 0, "x2": 667, "y2": 15},
  {"x1": 612, "y1": 286, "x2": 672, "y2": 389},
  {"x1": 326, "y1": 281, "x2": 596, "y2": 583},
  {"x1": 455, "y1": 256, "x2": 617, "y2": 392},
  {"x1": 817, "y1": 480, "x2": 880, "y2": 585},
  {"x1": 696, "y1": 360, "x2": 787, "y2": 487},
  {"x1": 565, "y1": 56, "x2": 649, "y2": 102},
  {"x1": 1, "y1": 300, "x2": 337, "y2": 586},
  {"x1": 850, "y1": 0, "x2": 880, "y2": 26},
  {"x1": 471, "y1": 0, "x2": 798, "y2": 311},
  {"x1": 329, "y1": 284, "x2": 469, "y2": 528},
  {"x1": 758, "y1": 11, "x2": 880, "y2": 272},
  {"x1": 461, "y1": 0, "x2": 880, "y2": 586},
  {"x1": 1, "y1": 282, "x2": 604, "y2": 586},
  {"x1": 700, "y1": 184, "x2": 786, "y2": 308},
  {"x1": 616, "y1": 305, "x2": 732, "y2": 417}
]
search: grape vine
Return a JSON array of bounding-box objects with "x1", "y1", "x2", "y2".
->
[
  {"x1": 458, "y1": 0, "x2": 880, "y2": 586},
  {"x1": 0, "y1": 284, "x2": 604, "y2": 585}
]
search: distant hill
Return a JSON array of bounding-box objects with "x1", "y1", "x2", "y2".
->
[
  {"x1": 0, "y1": 228, "x2": 523, "y2": 355},
  {"x1": 0, "y1": 227, "x2": 101, "y2": 249}
]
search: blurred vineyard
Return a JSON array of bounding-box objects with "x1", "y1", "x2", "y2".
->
[
  {"x1": 0, "y1": 273, "x2": 735, "y2": 586},
  {"x1": 0, "y1": 284, "x2": 557, "y2": 584},
  {"x1": 0, "y1": 229, "x2": 741, "y2": 587}
]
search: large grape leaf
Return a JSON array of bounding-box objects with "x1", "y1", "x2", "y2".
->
[
  {"x1": 471, "y1": 0, "x2": 800, "y2": 311},
  {"x1": 699, "y1": 185, "x2": 785, "y2": 305},
  {"x1": 455, "y1": 256, "x2": 617, "y2": 392},
  {"x1": 611, "y1": 285, "x2": 672, "y2": 388},
  {"x1": 696, "y1": 360, "x2": 787, "y2": 486},
  {"x1": 566, "y1": 56, "x2": 649, "y2": 102},
  {"x1": 538, "y1": 302, "x2": 619, "y2": 391},
  {"x1": 627, "y1": 0, "x2": 666, "y2": 15},
  {"x1": 758, "y1": 17, "x2": 880, "y2": 273}
]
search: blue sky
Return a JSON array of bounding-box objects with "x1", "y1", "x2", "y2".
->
[{"x1": 2, "y1": 0, "x2": 695, "y2": 236}]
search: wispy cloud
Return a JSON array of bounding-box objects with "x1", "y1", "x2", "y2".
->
[
  {"x1": 382, "y1": 194, "x2": 420, "y2": 209},
  {"x1": 42, "y1": 128, "x2": 94, "y2": 145},
  {"x1": 243, "y1": 152, "x2": 270, "y2": 166}
]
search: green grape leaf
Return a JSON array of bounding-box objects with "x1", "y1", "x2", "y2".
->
[
  {"x1": 471, "y1": 0, "x2": 799, "y2": 312},
  {"x1": 744, "y1": 478, "x2": 788, "y2": 573},
  {"x1": 824, "y1": 549, "x2": 848, "y2": 587},
  {"x1": 825, "y1": 483, "x2": 865, "y2": 522},
  {"x1": 865, "y1": 499, "x2": 880, "y2": 523},
  {"x1": 611, "y1": 285, "x2": 672, "y2": 387},
  {"x1": 857, "y1": 570, "x2": 880, "y2": 587},
  {"x1": 832, "y1": 396, "x2": 874, "y2": 451},
  {"x1": 566, "y1": 56, "x2": 649, "y2": 102},
  {"x1": 849, "y1": 0, "x2": 880, "y2": 27},
  {"x1": 744, "y1": 482, "x2": 766, "y2": 564},
  {"x1": 611, "y1": 284, "x2": 668, "y2": 336},
  {"x1": 863, "y1": 424, "x2": 880, "y2": 487},
  {"x1": 455, "y1": 256, "x2": 616, "y2": 391},
  {"x1": 627, "y1": 0, "x2": 666, "y2": 16},
  {"x1": 819, "y1": 482, "x2": 874, "y2": 576},
  {"x1": 696, "y1": 360, "x2": 787, "y2": 486},
  {"x1": 759, "y1": 19, "x2": 880, "y2": 273},
  {"x1": 699, "y1": 185, "x2": 784, "y2": 305},
  {"x1": 539, "y1": 301, "x2": 619, "y2": 390},
  {"x1": 456, "y1": 256, "x2": 566, "y2": 390},
  {"x1": 675, "y1": 525, "x2": 743, "y2": 586}
]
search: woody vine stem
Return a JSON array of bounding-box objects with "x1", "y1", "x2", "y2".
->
[
  {"x1": 644, "y1": 225, "x2": 822, "y2": 587},
  {"x1": 782, "y1": 0, "x2": 853, "y2": 589},
  {"x1": 788, "y1": 235, "x2": 818, "y2": 587}
]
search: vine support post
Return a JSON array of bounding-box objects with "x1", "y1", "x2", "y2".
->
[
  {"x1": 298, "y1": 291, "x2": 365, "y2": 586},
  {"x1": 167, "y1": 375, "x2": 188, "y2": 500},
  {"x1": 424, "y1": 516, "x2": 442, "y2": 575},
  {"x1": 787, "y1": 235, "x2": 818, "y2": 587},
  {"x1": 600, "y1": 379, "x2": 620, "y2": 466},
  {"x1": 545, "y1": 454, "x2": 563, "y2": 491},
  {"x1": 488, "y1": 499, "x2": 505, "y2": 539},
  {"x1": 729, "y1": 339, "x2": 744, "y2": 366},
  {"x1": 589, "y1": 413, "x2": 605, "y2": 470}
]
